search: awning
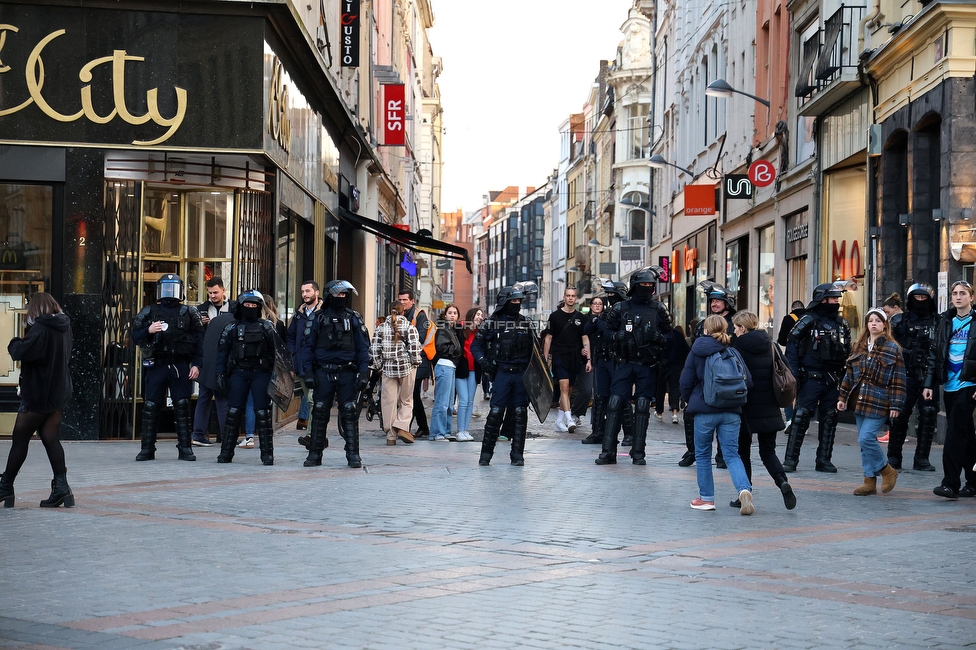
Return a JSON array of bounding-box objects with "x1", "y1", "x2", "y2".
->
[{"x1": 335, "y1": 206, "x2": 472, "y2": 273}]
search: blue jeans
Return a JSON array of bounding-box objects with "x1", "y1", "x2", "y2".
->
[
  {"x1": 694, "y1": 411, "x2": 752, "y2": 501},
  {"x1": 430, "y1": 363, "x2": 456, "y2": 439},
  {"x1": 855, "y1": 414, "x2": 889, "y2": 477},
  {"x1": 456, "y1": 373, "x2": 476, "y2": 433},
  {"x1": 298, "y1": 394, "x2": 310, "y2": 420}
]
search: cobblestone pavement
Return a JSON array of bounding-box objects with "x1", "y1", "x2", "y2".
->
[{"x1": 1, "y1": 396, "x2": 975, "y2": 649}]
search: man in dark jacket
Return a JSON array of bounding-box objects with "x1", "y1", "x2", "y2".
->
[
  {"x1": 777, "y1": 301, "x2": 806, "y2": 346},
  {"x1": 288, "y1": 280, "x2": 322, "y2": 438},
  {"x1": 400, "y1": 290, "x2": 433, "y2": 438},
  {"x1": 192, "y1": 309, "x2": 236, "y2": 445},
  {"x1": 192, "y1": 277, "x2": 235, "y2": 445}
]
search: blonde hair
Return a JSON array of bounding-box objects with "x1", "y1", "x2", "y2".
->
[
  {"x1": 262, "y1": 293, "x2": 279, "y2": 323},
  {"x1": 731, "y1": 311, "x2": 759, "y2": 331},
  {"x1": 704, "y1": 314, "x2": 730, "y2": 346}
]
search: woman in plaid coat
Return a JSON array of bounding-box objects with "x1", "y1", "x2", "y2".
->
[
  {"x1": 370, "y1": 302, "x2": 423, "y2": 445},
  {"x1": 838, "y1": 308, "x2": 906, "y2": 495}
]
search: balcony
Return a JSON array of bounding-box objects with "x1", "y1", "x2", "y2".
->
[{"x1": 796, "y1": 4, "x2": 867, "y2": 117}]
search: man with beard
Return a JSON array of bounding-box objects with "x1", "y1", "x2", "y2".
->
[
  {"x1": 287, "y1": 281, "x2": 322, "y2": 439},
  {"x1": 471, "y1": 285, "x2": 535, "y2": 466},
  {"x1": 191, "y1": 277, "x2": 236, "y2": 446},
  {"x1": 783, "y1": 282, "x2": 852, "y2": 473},
  {"x1": 544, "y1": 287, "x2": 586, "y2": 433},
  {"x1": 888, "y1": 283, "x2": 938, "y2": 471},
  {"x1": 596, "y1": 266, "x2": 672, "y2": 466},
  {"x1": 682, "y1": 284, "x2": 737, "y2": 468}
]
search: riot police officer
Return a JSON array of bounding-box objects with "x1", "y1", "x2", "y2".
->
[
  {"x1": 132, "y1": 274, "x2": 204, "y2": 462},
  {"x1": 471, "y1": 285, "x2": 535, "y2": 466},
  {"x1": 889, "y1": 283, "x2": 938, "y2": 471},
  {"x1": 784, "y1": 282, "x2": 852, "y2": 472},
  {"x1": 300, "y1": 280, "x2": 370, "y2": 469},
  {"x1": 214, "y1": 291, "x2": 280, "y2": 465},
  {"x1": 681, "y1": 283, "x2": 736, "y2": 467},
  {"x1": 596, "y1": 266, "x2": 672, "y2": 466}
]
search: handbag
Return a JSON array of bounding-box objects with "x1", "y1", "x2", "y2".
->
[{"x1": 770, "y1": 342, "x2": 797, "y2": 408}]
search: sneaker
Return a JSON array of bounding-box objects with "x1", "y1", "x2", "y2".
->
[
  {"x1": 877, "y1": 431, "x2": 890, "y2": 443},
  {"x1": 554, "y1": 419, "x2": 569, "y2": 433},
  {"x1": 672, "y1": 413, "x2": 679, "y2": 424},
  {"x1": 238, "y1": 438, "x2": 254, "y2": 448},
  {"x1": 498, "y1": 435, "x2": 509, "y2": 441},
  {"x1": 433, "y1": 435, "x2": 450, "y2": 441},
  {"x1": 446, "y1": 433, "x2": 458, "y2": 441},
  {"x1": 738, "y1": 490, "x2": 754, "y2": 516},
  {"x1": 654, "y1": 412, "x2": 663, "y2": 420},
  {"x1": 567, "y1": 416, "x2": 577, "y2": 433},
  {"x1": 933, "y1": 485, "x2": 958, "y2": 499},
  {"x1": 690, "y1": 498, "x2": 716, "y2": 511},
  {"x1": 456, "y1": 431, "x2": 474, "y2": 442},
  {"x1": 191, "y1": 435, "x2": 213, "y2": 447},
  {"x1": 414, "y1": 429, "x2": 429, "y2": 440}
]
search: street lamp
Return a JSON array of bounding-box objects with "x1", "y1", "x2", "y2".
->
[
  {"x1": 649, "y1": 154, "x2": 694, "y2": 177},
  {"x1": 705, "y1": 78, "x2": 771, "y2": 108}
]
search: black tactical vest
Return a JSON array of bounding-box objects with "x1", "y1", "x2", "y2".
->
[
  {"x1": 146, "y1": 305, "x2": 196, "y2": 360},
  {"x1": 311, "y1": 310, "x2": 356, "y2": 352},
  {"x1": 613, "y1": 301, "x2": 665, "y2": 363}
]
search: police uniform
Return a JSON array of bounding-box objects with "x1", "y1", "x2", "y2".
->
[
  {"x1": 596, "y1": 266, "x2": 672, "y2": 466},
  {"x1": 471, "y1": 286, "x2": 535, "y2": 466},
  {"x1": 215, "y1": 292, "x2": 279, "y2": 465},
  {"x1": 580, "y1": 281, "x2": 626, "y2": 446},
  {"x1": 889, "y1": 283, "x2": 938, "y2": 471},
  {"x1": 132, "y1": 274, "x2": 204, "y2": 462},
  {"x1": 300, "y1": 280, "x2": 370, "y2": 469},
  {"x1": 784, "y1": 282, "x2": 852, "y2": 473}
]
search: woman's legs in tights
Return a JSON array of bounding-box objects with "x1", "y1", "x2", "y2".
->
[{"x1": 3, "y1": 410, "x2": 66, "y2": 479}]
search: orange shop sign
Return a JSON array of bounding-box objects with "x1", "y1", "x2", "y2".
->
[{"x1": 684, "y1": 184, "x2": 716, "y2": 215}]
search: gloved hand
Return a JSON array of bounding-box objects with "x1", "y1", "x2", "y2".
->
[
  {"x1": 303, "y1": 375, "x2": 316, "y2": 390},
  {"x1": 215, "y1": 375, "x2": 229, "y2": 395},
  {"x1": 479, "y1": 358, "x2": 496, "y2": 376},
  {"x1": 356, "y1": 372, "x2": 370, "y2": 392}
]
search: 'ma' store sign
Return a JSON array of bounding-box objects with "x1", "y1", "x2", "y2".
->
[{"x1": 0, "y1": 4, "x2": 264, "y2": 149}]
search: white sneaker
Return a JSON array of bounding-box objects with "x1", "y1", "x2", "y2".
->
[
  {"x1": 567, "y1": 413, "x2": 577, "y2": 433},
  {"x1": 672, "y1": 413, "x2": 679, "y2": 424},
  {"x1": 554, "y1": 411, "x2": 569, "y2": 432},
  {"x1": 237, "y1": 438, "x2": 254, "y2": 448},
  {"x1": 654, "y1": 412, "x2": 663, "y2": 420},
  {"x1": 456, "y1": 431, "x2": 474, "y2": 442}
]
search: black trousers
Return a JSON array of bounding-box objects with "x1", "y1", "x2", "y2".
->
[
  {"x1": 940, "y1": 385, "x2": 976, "y2": 492},
  {"x1": 738, "y1": 423, "x2": 787, "y2": 487},
  {"x1": 655, "y1": 364, "x2": 681, "y2": 414},
  {"x1": 413, "y1": 368, "x2": 430, "y2": 434}
]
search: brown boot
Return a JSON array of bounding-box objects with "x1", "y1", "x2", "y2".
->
[
  {"x1": 854, "y1": 477, "x2": 877, "y2": 496},
  {"x1": 880, "y1": 464, "x2": 898, "y2": 493}
]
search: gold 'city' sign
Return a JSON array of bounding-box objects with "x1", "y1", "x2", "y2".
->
[
  {"x1": 268, "y1": 57, "x2": 291, "y2": 154},
  {"x1": 0, "y1": 24, "x2": 187, "y2": 146}
]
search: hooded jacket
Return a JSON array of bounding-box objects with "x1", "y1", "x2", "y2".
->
[
  {"x1": 8, "y1": 313, "x2": 73, "y2": 413},
  {"x1": 679, "y1": 335, "x2": 753, "y2": 416},
  {"x1": 732, "y1": 329, "x2": 785, "y2": 432}
]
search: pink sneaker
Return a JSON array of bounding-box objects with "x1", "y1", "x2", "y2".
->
[
  {"x1": 690, "y1": 498, "x2": 716, "y2": 511},
  {"x1": 878, "y1": 431, "x2": 890, "y2": 443}
]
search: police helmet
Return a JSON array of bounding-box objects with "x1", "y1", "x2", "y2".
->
[
  {"x1": 513, "y1": 281, "x2": 539, "y2": 297},
  {"x1": 907, "y1": 282, "x2": 935, "y2": 300},
  {"x1": 698, "y1": 280, "x2": 736, "y2": 311},
  {"x1": 495, "y1": 285, "x2": 526, "y2": 307},
  {"x1": 324, "y1": 279, "x2": 359, "y2": 297},
  {"x1": 236, "y1": 290, "x2": 265, "y2": 307},
  {"x1": 809, "y1": 282, "x2": 845, "y2": 308},
  {"x1": 157, "y1": 274, "x2": 184, "y2": 301},
  {"x1": 628, "y1": 266, "x2": 664, "y2": 296}
]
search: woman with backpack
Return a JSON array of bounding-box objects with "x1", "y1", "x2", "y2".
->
[
  {"x1": 369, "y1": 302, "x2": 423, "y2": 445},
  {"x1": 680, "y1": 314, "x2": 755, "y2": 514},
  {"x1": 430, "y1": 304, "x2": 464, "y2": 441},
  {"x1": 731, "y1": 311, "x2": 796, "y2": 510},
  {"x1": 837, "y1": 308, "x2": 905, "y2": 495}
]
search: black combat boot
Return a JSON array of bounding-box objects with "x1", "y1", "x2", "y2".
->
[
  {"x1": 39, "y1": 471, "x2": 74, "y2": 508},
  {"x1": 174, "y1": 398, "x2": 196, "y2": 461},
  {"x1": 630, "y1": 397, "x2": 651, "y2": 465},
  {"x1": 304, "y1": 402, "x2": 330, "y2": 466},
  {"x1": 815, "y1": 408, "x2": 838, "y2": 473},
  {"x1": 217, "y1": 407, "x2": 243, "y2": 463},
  {"x1": 620, "y1": 402, "x2": 634, "y2": 447},
  {"x1": 782, "y1": 408, "x2": 811, "y2": 472},
  {"x1": 679, "y1": 411, "x2": 696, "y2": 466},
  {"x1": 479, "y1": 407, "x2": 504, "y2": 465},
  {"x1": 913, "y1": 404, "x2": 938, "y2": 471},
  {"x1": 340, "y1": 402, "x2": 362, "y2": 468},
  {"x1": 255, "y1": 409, "x2": 274, "y2": 466},
  {"x1": 581, "y1": 395, "x2": 606, "y2": 444},
  {"x1": 887, "y1": 412, "x2": 909, "y2": 469},
  {"x1": 0, "y1": 472, "x2": 15, "y2": 508},
  {"x1": 135, "y1": 400, "x2": 160, "y2": 461},
  {"x1": 510, "y1": 406, "x2": 528, "y2": 466},
  {"x1": 596, "y1": 395, "x2": 624, "y2": 465}
]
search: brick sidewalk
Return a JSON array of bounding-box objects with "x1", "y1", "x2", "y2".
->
[{"x1": 1, "y1": 403, "x2": 974, "y2": 649}]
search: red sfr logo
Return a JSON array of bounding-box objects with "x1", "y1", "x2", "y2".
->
[{"x1": 748, "y1": 160, "x2": 776, "y2": 187}]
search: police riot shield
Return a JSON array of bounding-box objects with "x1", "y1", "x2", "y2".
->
[
  {"x1": 267, "y1": 328, "x2": 295, "y2": 411},
  {"x1": 522, "y1": 332, "x2": 554, "y2": 424}
]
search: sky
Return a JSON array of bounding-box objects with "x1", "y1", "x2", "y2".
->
[{"x1": 428, "y1": 0, "x2": 638, "y2": 213}]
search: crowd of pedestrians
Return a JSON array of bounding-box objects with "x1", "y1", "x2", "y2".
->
[{"x1": 5, "y1": 268, "x2": 976, "y2": 514}]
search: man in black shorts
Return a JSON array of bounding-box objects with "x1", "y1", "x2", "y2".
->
[{"x1": 543, "y1": 287, "x2": 587, "y2": 433}]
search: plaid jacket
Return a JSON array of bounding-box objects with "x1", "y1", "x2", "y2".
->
[
  {"x1": 369, "y1": 315, "x2": 422, "y2": 379},
  {"x1": 839, "y1": 339, "x2": 907, "y2": 418}
]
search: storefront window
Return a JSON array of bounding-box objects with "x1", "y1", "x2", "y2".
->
[
  {"x1": 823, "y1": 168, "x2": 867, "y2": 339},
  {"x1": 142, "y1": 189, "x2": 180, "y2": 256},
  {"x1": 275, "y1": 208, "x2": 308, "y2": 323},
  {"x1": 0, "y1": 184, "x2": 52, "y2": 388},
  {"x1": 725, "y1": 236, "x2": 748, "y2": 312},
  {"x1": 758, "y1": 225, "x2": 776, "y2": 332}
]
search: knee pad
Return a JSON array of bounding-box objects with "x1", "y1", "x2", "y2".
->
[
  {"x1": 312, "y1": 401, "x2": 330, "y2": 420},
  {"x1": 635, "y1": 397, "x2": 652, "y2": 415},
  {"x1": 793, "y1": 407, "x2": 813, "y2": 430},
  {"x1": 607, "y1": 395, "x2": 626, "y2": 413}
]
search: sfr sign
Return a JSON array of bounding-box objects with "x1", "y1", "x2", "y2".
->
[{"x1": 383, "y1": 84, "x2": 405, "y2": 146}]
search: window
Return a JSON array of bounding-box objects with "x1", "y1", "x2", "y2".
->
[
  {"x1": 626, "y1": 103, "x2": 650, "y2": 160},
  {"x1": 629, "y1": 209, "x2": 646, "y2": 241}
]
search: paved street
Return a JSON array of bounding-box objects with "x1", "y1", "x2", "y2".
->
[{"x1": 1, "y1": 399, "x2": 975, "y2": 649}]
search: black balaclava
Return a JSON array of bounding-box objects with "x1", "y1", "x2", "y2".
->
[
  {"x1": 631, "y1": 284, "x2": 654, "y2": 303},
  {"x1": 813, "y1": 301, "x2": 841, "y2": 318},
  {"x1": 160, "y1": 297, "x2": 181, "y2": 309},
  {"x1": 331, "y1": 295, "x2": 348, "y2": 311},
  {"x1": 908, "y1": 296, "x2": 935, "y2": 317},
  {"x1": 241, "y1": 303, "x2": 261, "y2": 322},
  {"x1": 502, "y1": 300, "x2": 521, "y2": 317}
]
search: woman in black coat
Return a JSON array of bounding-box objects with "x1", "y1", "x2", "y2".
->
[
  {"x1": 732, "y1": 311, "x2": 796, "y2": 510},
  {"x1": 0, "y1": 293, "x2": 74, "y2": 508}
]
